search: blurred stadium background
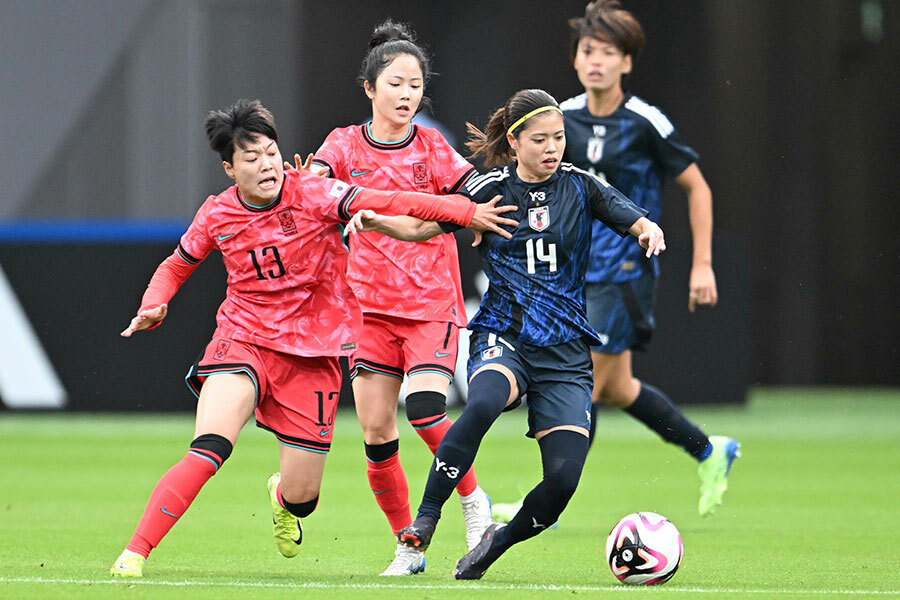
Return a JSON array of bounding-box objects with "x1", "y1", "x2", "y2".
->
[{"x1": 0, "y1": 0, "x2": 897, "y2": 413}]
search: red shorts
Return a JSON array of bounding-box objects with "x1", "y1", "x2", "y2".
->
[
  {"x1": 186, "y1": 335, "x2": 341, "y2": 453},
  {"x1": 351, "y1": 314, "x2": 458, "y2": 381}
]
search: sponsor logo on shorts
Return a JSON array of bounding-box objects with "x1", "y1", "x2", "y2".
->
[
  {"x1": 213, "y1": 339, "x2": 231, "y2": 361},
  {"x1": 319, "y1": 428, "x2": 331, "y2": 437},
  {"x1": 619, "y1": 260, "x2": 636, "y2": 271},
  {"x1": 217, "y1": 233, "x2": 235, "y2": 241},
  {"x1": 481, "y1": 346, "x2": 502, "y2": 360},
  {"x1": 341, "y1": 342, "x2": 356, "y2": 351},
  {"x1": 435, "y1": 350, "x2": 451, "y2": 358}
]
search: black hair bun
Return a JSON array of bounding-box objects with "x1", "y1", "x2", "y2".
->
[{"x1": 369, "y1": 18, "x2": 416, "y2": 49}]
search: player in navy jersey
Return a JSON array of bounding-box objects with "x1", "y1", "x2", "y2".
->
[
  {"x1": 513, "y1": 0, "x2": 737, "y2": 518},
  {"x1": 345, "y1": 89, "x2": 664, "y2": 580}
]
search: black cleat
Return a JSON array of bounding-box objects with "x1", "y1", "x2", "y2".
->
[
  {"x1": 453, "y1": 523, "x2": 507, "y2": 580},
  {"x1": 398, "y1": 515, "x2": 437, "y2": 551}
]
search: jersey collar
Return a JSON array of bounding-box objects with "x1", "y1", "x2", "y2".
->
[
  {"x1": 510, "y1": 161, "x2": 561, "y2": 187},
  {"x1": 362, "y1": 122, "x2": 418, "y2": 150},
  {"x1": 235, "y1": 181, "x2": 284, "y2": 212}
]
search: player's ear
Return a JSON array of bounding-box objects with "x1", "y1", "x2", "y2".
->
[
  {"x1": 622, "y1": 54, "x2": 633, "y2": 75},
  {"x1": 363, "y1": 80, "x2": 376, "y2": 101},
  {"x1": 506, "y1": 132, "x2": 518, "y2": 152},
  {"x1": 222, "y1": 161, "x2": 236, "y2": 181}
]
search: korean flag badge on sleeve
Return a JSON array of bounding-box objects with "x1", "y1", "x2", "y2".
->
[{"x1": 328, "y1": 180, "x2": 350, "y2": 198}]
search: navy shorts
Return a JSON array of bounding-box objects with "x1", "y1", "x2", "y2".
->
[
  {"x1": 585, "y1": 269, "x2": 657, "y2": 354},
  {"x1": 467, "y1": 331, "x2": 593, "y2": 438}
]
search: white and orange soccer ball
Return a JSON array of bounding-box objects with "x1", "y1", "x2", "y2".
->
[{"x1": 605, "y1": 512, "x2": 683, "y2": 585}]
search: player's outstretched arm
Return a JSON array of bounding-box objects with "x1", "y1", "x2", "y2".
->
[
  {"x1": 629, "y1": 217, "x2": 666, "y2": 257},
  {"x1": 119, "y1": 249, "x2": 201, "y2": 337},
  {"x1": 345, "y1": 210, "x2": 442, "y2": 241},
  {"x1": 120, "y1": 304, "x2": 168, "y2": 337}
]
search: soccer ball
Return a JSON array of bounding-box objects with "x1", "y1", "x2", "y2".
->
[{"x1": 605, "y1": 512, "x2": 683, "y2": 585}]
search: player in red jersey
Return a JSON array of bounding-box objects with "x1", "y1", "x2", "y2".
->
[
  {"x1": 108, "y1": 99, "x2": 516, "y2": 578},
  {"x1": 310, "y1": 20, "x2": 493, "y2": 576}
]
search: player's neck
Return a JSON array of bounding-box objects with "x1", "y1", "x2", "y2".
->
[
  {"x1": 368, "y1": 119, "x2": 412, "y2": 144},
  {"x1": 585, "y1": 87, "x2": 624, "y2": 117}
]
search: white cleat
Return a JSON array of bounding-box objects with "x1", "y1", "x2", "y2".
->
[
  {"x1": 380, "y1": 542, "x2": 426, "y2": 576},
  {"x1": 460, "y1": 485, "x2": 493, "y2": 551}
]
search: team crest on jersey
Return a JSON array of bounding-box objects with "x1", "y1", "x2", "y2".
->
[
  {"x1": 587, "y1": 137, "x2": 604, "y2": 163},
  {"x1": 412, "y1": 162, "x2": 428, "y2": 187},
  {"x1": 277, "y1": 208, "x2": 297, "y2": 235},
  {"x1": 528, "y1": 206, "x2": 550, "y2": 232},
  {"x1": 213, "y1": 339, "x2": 231, "y2": 361},
  {"x1": 481, "y1": 346, "x2": 503, "y2": 360}
]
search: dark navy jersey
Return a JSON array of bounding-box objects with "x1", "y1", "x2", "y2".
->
[
  {"x1": 560, "y1": 93, "x2": 698, "y2": 283},
  {"x1": 452, "y1": 162, "x2": 647, "y2": 347}
]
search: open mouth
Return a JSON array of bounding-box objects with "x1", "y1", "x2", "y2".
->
[
  {"x1": 397, "y1": 104, "x2": 411, "y2": 115},
  {"x1": 259, "y1": 176, "x2": 278, "y2": 188}
]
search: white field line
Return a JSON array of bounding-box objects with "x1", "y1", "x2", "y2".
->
[{"x1": 0, "y1": 577, "x2": 897, "y2": 595}]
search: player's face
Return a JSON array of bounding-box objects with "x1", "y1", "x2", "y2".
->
[
  {"x1": 365, "y1": 53, "x2": 424, "y2": 128},
  {"x1": 223, "y1": 135, "x2": 283, "y2": 206},
  {"x1": 573, "y1": 36, "x2": 632, "y2": 94},
  {"x1": 508, "y1": 112, "x2": 566, "y2": 183}
]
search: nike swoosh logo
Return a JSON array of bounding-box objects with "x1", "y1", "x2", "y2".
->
[
  {"x1": 435, "y1": 351, "x2": 451, "y2": 358},
  {"x1": 350, "y1": 169, "x2": 372, "y2": 177},
  {"x1": 373, "y1": 489, "x2": 391, "y2": 495},
  {"x1": 161, "y1": 507, "x2": 181, "y2": 518},
  {"x1": 217, "y1": 233, "x2": 235, "y2": 241},
  {"x1": 319, "y1": 428, "x2": 331, "y2": 437}
]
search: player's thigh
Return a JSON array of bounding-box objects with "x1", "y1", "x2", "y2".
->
[
  {"x1": 595, "y1": 350, "x2": 640, "y2": 408},
  {"x1": 352, "y1": 370, "x2": 403, "y2": 443},
  {"x1": 279, "y1": 444, "x2": 328, "y2": 502},
  {"x1": 194, "y1": 373, "x2": 256, "y2": 445},
  {"x1": 534, "y1": 424, "x2": 590, "y2": 441},
  {"x1": 406, "y1": 372, "x2": 451, "y2": 395}
]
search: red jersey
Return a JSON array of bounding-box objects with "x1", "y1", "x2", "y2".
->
[
  {"x1": 313, "y1": 124, "x2": 476, "y2": 326},
  {"x1": 137, "y1": 168, "x2": 476, "y2": 357}
]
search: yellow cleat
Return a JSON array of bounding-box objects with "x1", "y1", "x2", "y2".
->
[
  {"x1": 267, "y1": 472, "x2": 302, "y2": 558},
  {"x1": 109, "y1": 549, "x2": 145, "y2": 578},
  {"x1": 698, "y1": 436, "x2": 741, "y2": 517}
]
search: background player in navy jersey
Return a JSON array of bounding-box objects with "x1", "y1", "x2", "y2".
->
[
  {"x1": 345, "y1": 88, "x2": 664, "y2": 580},
  {"x1": 501, "y1": 0, "x2": 739, "y2": 519}
]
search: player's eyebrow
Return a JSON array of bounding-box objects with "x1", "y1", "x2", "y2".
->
[{"x1": 241, "y1": 140, "x2": 276, "y2": 155}]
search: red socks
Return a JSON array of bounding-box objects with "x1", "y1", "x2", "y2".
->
[
  {"x1": 125, "y1": 451, "x2": 218, "y2": 558},
  {"x1": 365, "y1": 440, "x2": 411, "y2": 535}
]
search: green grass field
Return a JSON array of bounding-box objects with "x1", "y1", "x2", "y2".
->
[{"x1": 1, "y1": 388, "x2": 898, "y2": 599}]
